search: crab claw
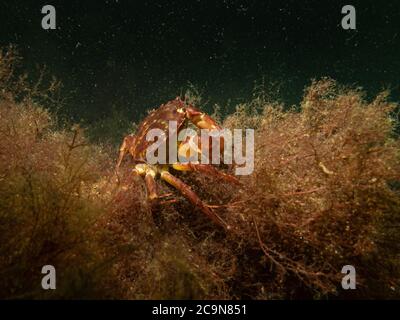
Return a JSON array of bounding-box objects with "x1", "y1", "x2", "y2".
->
[
  {"x1": 185, "y1": 106, "x2": 222, "y2": 131},
  {"x1": 184, "y1": 105, "x2": 228, "y2": 163}
]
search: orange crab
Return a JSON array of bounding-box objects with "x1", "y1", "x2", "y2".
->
[{"x1": 116, "y1": 97, "x2": 239, "y2": 229}]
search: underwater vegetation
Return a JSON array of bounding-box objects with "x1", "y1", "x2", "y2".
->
[{"x1": 0, "y1": 47, "x2": 399, "y2": 299}]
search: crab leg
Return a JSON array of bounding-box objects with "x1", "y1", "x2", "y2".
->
[
  {"x1": 172, "y1": 163, "x2": 240, "y2": 185},
  {"x1": 144, "y1": 171, "x2": 158, "y2": 200},
  {"x1": 160, "y1": 170, "x2": 230, "y2": 230},
  {"x1": 131, "y1": 163, "x2": 159, "y2": 200},
  {"x1": 116, "y1": 135, "x2": 136, "y2": 170}
]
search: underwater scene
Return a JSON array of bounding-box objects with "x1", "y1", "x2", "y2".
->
[{"x1": 0, "y1": 1, "x2": 399, "y2": 300}]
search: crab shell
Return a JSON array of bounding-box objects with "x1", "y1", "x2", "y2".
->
[{"x1": 133, "y1": 97, "x2": 189, "y2": 163}]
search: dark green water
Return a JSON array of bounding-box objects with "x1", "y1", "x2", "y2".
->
[{"x1": 1, "y1": 0, "x2": 399, "y2": 125}]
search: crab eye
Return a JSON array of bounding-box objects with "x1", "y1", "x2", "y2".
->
[{"x1": 177, "y1": 107, "x2": 185, "y2": 114}]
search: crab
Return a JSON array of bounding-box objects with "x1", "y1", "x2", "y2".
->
[{"x1": 116, "y1": 97, "x2": 239, "y2": 230}]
